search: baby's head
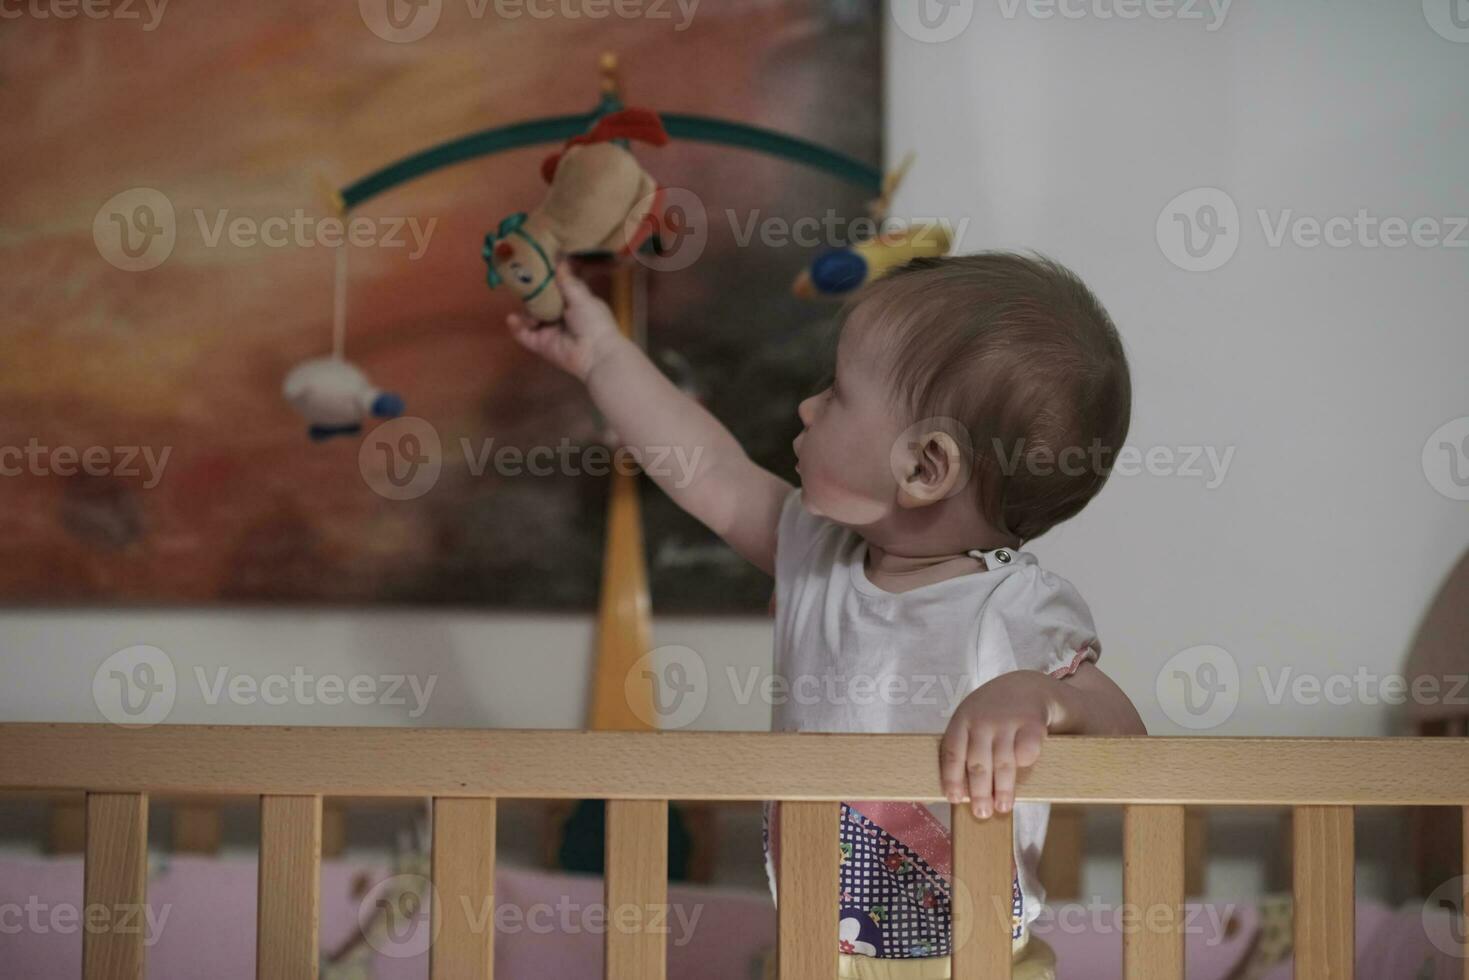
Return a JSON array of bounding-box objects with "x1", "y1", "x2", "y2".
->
[{"x1": 792, "y1": 252, "x2": 1131, "y2": 547}]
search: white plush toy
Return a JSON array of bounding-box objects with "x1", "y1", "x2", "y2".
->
[{"x1": 282, "y1": 357, "x2": 404, "y2": 441}]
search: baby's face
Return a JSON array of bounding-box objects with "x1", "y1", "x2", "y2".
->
[{"x1": 792, "y1": 316, "x2": 907, "y2": 526}]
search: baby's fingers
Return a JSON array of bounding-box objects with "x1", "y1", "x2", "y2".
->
[
  {"x1": 506, "y1": 311, "x2": 539, "y2": 335},
  {"x1": 966, "y1": 729, "x2": 996, "y2": 820},
  {"x1": 939, "y1": 724, "x2": 971, "y2": 805},
  {"x1": 507, "y1": 314, "x2": 566, "y2": 361},
  {"x1": 993, "y1": 724, "x2": 1045, "y2": 815},
  {"x1": 1013, "y1": 722, "x2": 1045, "y2": 770},
  {"x1": 991, "y1": 729, "x2": 1019, "y2": 815},
  {"x1": 554, "y1": 261, "x2": 594, "y2": 306}
]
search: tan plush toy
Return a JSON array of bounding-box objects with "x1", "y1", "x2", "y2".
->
[{"x1": 484, "y1": 108, "x2": 668, "y2": 322}]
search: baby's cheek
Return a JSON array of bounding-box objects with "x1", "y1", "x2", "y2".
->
[{"x1": 799, "y1": 457, "x2": 890, "y2": 526}]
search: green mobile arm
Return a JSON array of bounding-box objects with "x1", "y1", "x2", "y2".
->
[{"x1": 338, "y1": 110, "x2": 883, "y2": 211}]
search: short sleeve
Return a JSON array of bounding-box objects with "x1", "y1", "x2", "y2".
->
[
  {"x1": 774, "y1": 487, "x2": 839, "y2": 582},
  {"x1": 976, "y1": 564, "x2": 1101, "y2": 680}
]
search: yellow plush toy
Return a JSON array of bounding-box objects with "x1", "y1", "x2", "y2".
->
[
  {"x1": 792, "y1": 221, "x2": 954, "y2": 299},
  {"x1": 484, "y1": 108, "x2": 668, "y2": 322}
]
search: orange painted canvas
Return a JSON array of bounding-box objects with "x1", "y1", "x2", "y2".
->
[{"x1": 0, "y1": 0, "x2": 882, "y2": 608}]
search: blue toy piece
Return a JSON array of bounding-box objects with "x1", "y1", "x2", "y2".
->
[{"x1": 809, "y1": 248, "x2": 870, "y2": 295}]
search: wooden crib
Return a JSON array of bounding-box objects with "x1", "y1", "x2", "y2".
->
[{"x1": 2, "y1": 725, "x2": 1467, "y2": 980}]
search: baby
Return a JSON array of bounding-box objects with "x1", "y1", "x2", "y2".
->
[{"x1": 507, "y1": 252, "x2": 1146, "y2": 979}]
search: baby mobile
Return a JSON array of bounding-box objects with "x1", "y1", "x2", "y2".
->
[
  {"x1": 281, "y1": 54, "x2": 950, "y2": 440},
  {"x1": 282, "y1": 57, "x2": 957, "y2": 891}
]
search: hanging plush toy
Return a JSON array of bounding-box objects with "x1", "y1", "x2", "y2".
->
[
  {"x1": 283, "y1": 357, "x2": 404, "y2": 441},
  {"x1": 793, "y1": 221, "x2": 954, "y2": 299},
  {"x1": 790, "y1": 154, "x2": 954, "y2": 300},
  {"x1": 483, "y1": 108, "x2": 669, "y2": 323},
  {"x1": 283, "y1": 242, "x2": 404, "y2": 441}
]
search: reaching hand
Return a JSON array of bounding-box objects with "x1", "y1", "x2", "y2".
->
[{"x1": 506, "y1": 262, "x2": 627, "y2": 381}]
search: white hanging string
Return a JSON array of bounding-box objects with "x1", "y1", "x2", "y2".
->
[{"x1": 332, "y1": 242, "x2": 349, "y2": 360}]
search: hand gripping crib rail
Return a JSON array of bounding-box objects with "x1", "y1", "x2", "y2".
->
[{"x1": 2, "y1": 725, "x2": 1468, "y2": 980}]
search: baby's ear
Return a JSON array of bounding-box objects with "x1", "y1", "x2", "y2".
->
[{"x1": 893, "y1": 423, "x2": 971, "y2": 509}]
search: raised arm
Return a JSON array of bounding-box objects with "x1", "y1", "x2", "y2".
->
[{"x1": 507, "y1": 262, "x2": 792, "y2": 575}]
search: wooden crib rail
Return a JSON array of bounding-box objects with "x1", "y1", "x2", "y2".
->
[
  {"x1": 6, "y1": 725, "x2": 1469, "y2": 803},
  {"x1": 2, "y1": 725, "x2": 1468, "y2": 980}
]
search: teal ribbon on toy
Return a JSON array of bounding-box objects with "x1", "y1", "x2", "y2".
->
[{"x1": 483, "y1": 212, "x2": 554, "y2": 301}]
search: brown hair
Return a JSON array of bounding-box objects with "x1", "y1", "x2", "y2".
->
[{"x1": 843, "y1": 252, "x2": 1132, "y2": 544}]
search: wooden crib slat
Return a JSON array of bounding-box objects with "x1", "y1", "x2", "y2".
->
[
  {"x1": 951, "y1": 807, "x2": 1014, "y2": 980},
  {"x1": 258, "y1": 795, "x2": 322, "y2": 980},
  {"x1": 431, "y1": 798, "x2": 497, "y2": 980},
  {"x1": 605, "y1": 799, "x2": 668, "y2": 980},
  {"x1": 1123, "y1": 804, "x2": 1186, "y2": 980},
  {"x1": 1293, "y1": 805, "x2": 1353, "y2": 980},
  {"x1": 83, "y1": 792, "x2": 148, "y2": 980},
  {"x1": 777, "y1": 801, "x2": 839, "y2": 980}
]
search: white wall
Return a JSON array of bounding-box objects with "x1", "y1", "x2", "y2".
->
[
  {"x1": 888, "y1": 0, "x2": 1469, "y2": 735},
  {"x1": 2, "y1": 1, "x2": 1465, "y2": 741},
  {"x1": 0, "y1": 610, "x2": 773, "y2": 731}
]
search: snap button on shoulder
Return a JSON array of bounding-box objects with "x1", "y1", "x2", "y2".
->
[{"x1": 994, "y1": 549, "x2": 1012, "y2": 564}]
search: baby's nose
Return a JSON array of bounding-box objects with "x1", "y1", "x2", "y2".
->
[{"x1": 797, "y1": 395, "x2": 816, "y2": 426}]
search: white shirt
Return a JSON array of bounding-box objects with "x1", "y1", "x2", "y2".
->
[{"x1": 764, "y1": 487, "x2": 1101, "y2": 934}]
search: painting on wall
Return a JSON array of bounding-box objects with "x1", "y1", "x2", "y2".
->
[{"x1": 0, "y1": 0, "x2": 884, "y2": 610}]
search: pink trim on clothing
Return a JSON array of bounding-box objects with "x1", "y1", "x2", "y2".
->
[
  {"x1": 1048, "y1": 645, "x2": 1099, "y2": 679},
  {"x1": 847, "y1": 801, "x2": 953, "y2": 875},
  {"x1": 769, "y1": 801, "x2": 954, "y2": 881}
]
